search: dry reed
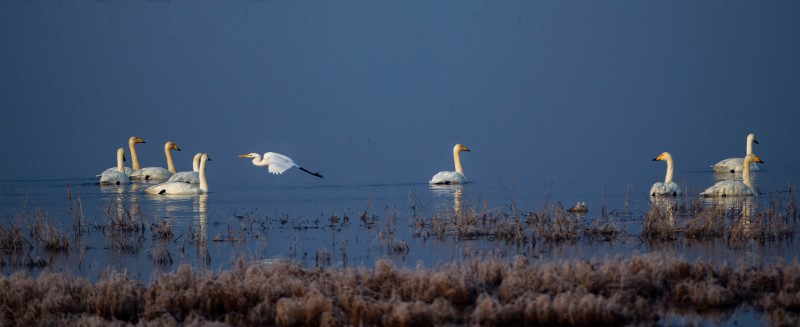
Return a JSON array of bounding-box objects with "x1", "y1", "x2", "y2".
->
[{"x1": 1, "y1": 253, "x2": 798, "y2": 326}]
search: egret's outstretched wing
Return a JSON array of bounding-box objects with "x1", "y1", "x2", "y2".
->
[{"x1": 264, "y1": 152, "x2": 297, "y2": 175}]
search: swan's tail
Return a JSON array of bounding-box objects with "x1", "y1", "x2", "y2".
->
[{"x1": 298, "y1": 167, "x2": 324, "y2": 179}]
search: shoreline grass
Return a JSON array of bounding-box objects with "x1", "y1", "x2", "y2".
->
[{"x1": 1, "y1": 253, "x2": 798, "y2": 326}]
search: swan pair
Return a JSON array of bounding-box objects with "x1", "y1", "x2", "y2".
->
[
  {"x1": 145, "y1": 154, "x2": 211, "y2": 195},
  {"x1": 650, "y1": 151, "x2": 764, "y2": 198}
]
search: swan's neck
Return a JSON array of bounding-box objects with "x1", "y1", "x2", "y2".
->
[
  {"x1": 116, "y1": 150, "x2": 125, "y2": 172},
  {"x1": 192, "y1": 154, "x2": 201, "y2": 172},
  {"x1": 664, "y1": 156, "x2": 674, "y2": 184},
  {"x1": 746, "y1": 135, "x2": 754, "y2": 155},
  {"x1": 453, "y1": 149, "x2": 464, "y2": 175},
  {"x1": 165, "y1": 145, "x2": 176, "y2": 174},
  {"x1": 129, "y1": 140, "x2": 140, "y2": 171},
  {"x1": 742, "y1": 158, "x2": 753, "y2": 189},
  {"x1": 199, "y1": 158, "x2": 208, "y2": 193}
]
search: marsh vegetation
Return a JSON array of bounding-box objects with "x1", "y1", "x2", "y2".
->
[{"x1": 1, "y1": 186, "x2": 798, "y2": 326}]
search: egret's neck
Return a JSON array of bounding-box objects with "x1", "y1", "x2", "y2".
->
[
  {"x1": 664, "y1": 156, "x2": 674, "y2": 184},
  {"x1": 116, "y1": 151, "x2": 125, "y2": 173},
  {"x1": 453, "y1": 149, "x2": 464, "y2": 175},
  {"x1": 129, "y1": 140, "x2": 140, "y2": 171},
  {"x1": 746, "y1": 136, "x2": 754, "y2": 155},
  {"x1": 165, "y1": 145, "x2": 176, "y2": 174},
  {"x1": 252, "y1": 154, "x2": 269, "y2": 167},
  {"x1": 199, "y1": 158, "x2": 208, "y2": 193}
]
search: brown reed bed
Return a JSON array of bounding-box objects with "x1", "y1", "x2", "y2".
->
[
  {"x1": 642, "y1": 192, "x2": 797, "y2": 245},
  {"x1": 414, "y1": 200, "x2": 622, "y2": 245},
  {"x1": 1, "y1": 253, "x2": 798, "y2": 326}
]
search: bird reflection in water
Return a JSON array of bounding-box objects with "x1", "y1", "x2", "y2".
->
[
  {"x1": 194, "y1": 194, "x2": 210, "y2": 266},
  {"x1": 430, "y1": 184, "x2": 464, "y2": 217}
]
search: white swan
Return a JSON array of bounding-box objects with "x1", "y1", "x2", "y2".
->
[
  {"x1": 145, "y1": 154, "x2": 210, "y2": 195},
  {"x1": 701, "y1": 154, "x2": 764, "y2": 197},
  {"x1": 650, "y1": 152, "x2": 682, "y2": 197},
  {"x1": 711, "y1": 133, "x2": 760, "y2": 173},
  {"x1": 429, "y1": 144, "x2": 470, "y2": 185},
  {"x1": 168, "y1": 152, "x2": 202, "y2": 184},
  {"x1": 128, "y1": 136, "x2": 145, "y2": 172},
  {"x1": 238, "y1": 152, "x2": 324, "y2": 178},
  {"x1": 99, "y1": 136, "x2": 143, "y2": 176},
  {"x1": 130, "y1": 141, "x2": 181, "y2": 181},
  {"x1": 99, "y1": 148, "x2": 130, "y2": 185}
]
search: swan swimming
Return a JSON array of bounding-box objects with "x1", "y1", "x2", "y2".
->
[
  {"x1": 701, "y1": 154, "x2": 763, "y2": 197},
  {"x1": 145, "y1": 154, "x2": 210, "y2": 195},
  {"x1": 711, "y1": 133, "x2": 760, "y2": 173},
  {"x1": 238, "y1": 152, "x2": 323, "y2": 178},
  {"x1": 168, "y1": 152, "x2": 202, "y2": 184},
  {"x1": 100, "y1": 136, "x2": 143, "y2": 176},
  {"x1": 650, "y1": 152, "x2": 682, "y2": 197},
  {"x1": 429, "y1": 144, "x2": 470, "y2": 185},
  {"x1": 128, "y1": 136, "x2": 145, "y2": 173},
  {"x1": 99, "y1": 148, "x2": 130, "y2": 185},
  {"x1": 130, "y1": 141, "x2": 181, "y2": 181}
]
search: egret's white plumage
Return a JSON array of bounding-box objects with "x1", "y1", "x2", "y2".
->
[
  {"x1": 712, "y1": 133, "x2": 760, "y2": 173},
  {"x1": 429, "y1": 144, "x2": 470, "y2": 185},
  {"x1": 702, "y1": 154, "x2": 763, "y2": 197},
  {"x1": 146, "y1": 154, "x2": 210, "y2": 195},
  {"x1": 130, "y1": 141, "x2": 181, "y2": 181},
  {"x1": 168, "y1": 152, "x2": 202, "y2": 184},
  {"x1": 650, "y1": 152, "x2": 682, "y2": 197},
  {"x1": 99, "y1": 148, "x2": 130, "y2": 185},
  {"x1": 238, "y1": 152, "x2": 323, "y2": 178}
]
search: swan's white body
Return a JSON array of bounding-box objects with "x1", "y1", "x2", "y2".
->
[
  {"x1": 99, "y1": 148, "x2": 130, "y2": 185},
  {"x1": 702, "y1": 154, "x2": 763, "y2": 197},
  {"x1": 168, "y1": 153, "x2": 202, "y2": 184},
  {"x1": 146, "y1": 154, "x2": 210, "y2": 195},
  {"x1": 712, "y1": 133, "x2": 760, "y2": 173},
  {"x1": 130, "y1": 141, "x2": 181, "y2": 181},
  {"x1": 238, "y1": 152, "x2": 323, "y2": 178},
  {"x1": 430, "y1": 144, "x2": 470, "y2": 185},
  {"x1": 101, "y1": 136, "x2": 143, "y2": 176},
  {"x1": 650, "y1": 152, "x2": 682, "y2": 196}
]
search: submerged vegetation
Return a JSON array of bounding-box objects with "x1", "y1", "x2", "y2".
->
[
  {"x1": 0, "y1": 186, "x2": 799, "y2": 325},
  {"x1": 1, "y1": 254, "x2": 799, "y2": 326}
]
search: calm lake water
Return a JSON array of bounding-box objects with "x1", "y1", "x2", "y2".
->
[{"x1": 2, "y1": 157, "x2": 798, "y2": 283}]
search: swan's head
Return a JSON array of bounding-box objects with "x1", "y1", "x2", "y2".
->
[
  {"x1": 238, "y1": 153, "x2": 260, "y2": 159},
  {"x1": 745, "y1": 154, "x2": 764, "y2": 164},
  {"x1": 129, "y1": 136, "x2": 145, "y2": 145},
  {"x1": 454, "y1": 144, "x2": 470, "y2": 152},
  {"x1": 165, "y1": 141, "x2": 181, "y2": 152},
  {"x1": 652, "y1": 152, "x2": 672, "y2": 162},
  {"x1": 202, "y1": 153, "x2": 211, "y2": 162},
  {"x1": 747, "y1": 133, "x2": 759, "y2": 145}
]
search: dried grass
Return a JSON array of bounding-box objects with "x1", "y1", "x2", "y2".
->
[
  {"x1": 642, "y1": 193, "x2": 797, "y2": 246},
  {"x1": 1, "y1": 254, "x2": 798, "y2": 326}
]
